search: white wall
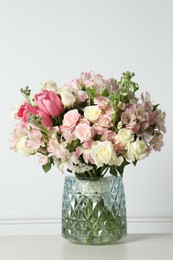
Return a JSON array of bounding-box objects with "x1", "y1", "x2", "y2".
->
[{"x1": 0, "y1": 0, "x2": 173, "y2": 235}]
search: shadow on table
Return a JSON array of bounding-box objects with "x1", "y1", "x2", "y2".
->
[{"x1": 119, "y1": 234, "x2": 162, "y2": 244}]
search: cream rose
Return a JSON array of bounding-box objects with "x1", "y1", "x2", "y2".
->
[
  {"x1": 83, "y1": 105, "x2": 101, "y2": 123},
  {"x1": 41, "y1": 79, "x2": 58, "y2": 93},
  {"x1": 116, "y1": 128, "x2": 134, "y2": 146},
  {"x1": 58, "y1": 86, "x2": 75, "y2": 107},
  {"x1": 91, "y1": 141, "x2": 123, "y2": 168},
  {"x1": 16, "y1": 136, "x2": 36, "y2": 156},
  {"x1": 127, "y1": 139, "x2": 148, "y2": 161}
]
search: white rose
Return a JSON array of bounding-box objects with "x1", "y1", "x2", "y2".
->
[
  {"x1": 91, "y1": 141, "x2": 123, "y2": 168},
  {"x1": 58, "y1": 86, "x2": 76, "y2": 107},
  {"x1": 11, "y1": 104, "x2": 21, "y2": 119},
  {"x1": 116, "y1": 128, "x2": 134, "y2": 146},
  {"x1": 41, "y1": 79, "x2": 58, "y2": 93},
  {"x1": 127, "y1": 139, "x2": 147, "y2": 161},
  {"x1": 83, "y1": 105, "x2": 101, "y2": 123},
  {"x1": 16, "y1": 136, "x2": 36, "y2": 156}
]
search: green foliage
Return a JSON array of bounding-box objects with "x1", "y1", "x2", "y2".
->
[
  {"x1": 67, "y1": 139, "x2": 80, "y2": 153},
  {"x1": 120, "y1": 71, "x2": 139, "y2": 93},
  {"x1": 153, "y1": 104, "x2": 160, "y2": 111},
  {"x1": 102, "y1": 87, "x2": 109, "y2": 97},
  {"x1": 42, "y1": 162, "x2": 51, "y2": 173},
  {"x1": 52, "y1": 116, "x2": 62, "y2": 126},
  {"x1": 109, "y1": 90, "x2": 121, "y2": 105},
  {"x1": 20, "y1": 86, "x2": 31, "y2": 103},
  {"x1": 132, "y1": 159, "x2": 138, "y2": 166},
  {"x1": 86, "y1": 87, "x2": 96, "y2": 100},
  {"x1": 116, "y1": 158, "x2": 130, "y2": 177},
  {"x1": 110, "y1": 165, "x2": 118, "y2": 177}
]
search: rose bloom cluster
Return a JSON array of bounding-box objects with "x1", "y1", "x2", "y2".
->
[{"x1": 11, "y1": 72, "x2": 166, "y2": 178}]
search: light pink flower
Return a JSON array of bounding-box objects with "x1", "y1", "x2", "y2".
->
[
  {"x1": 83, "y1": 149, "x2": 94, "y2": 164},
  {"x1": 153, "y1": 110, "x2": 166, "y2": 133},
  {"x1": 141, "y1": 92, "x2": 152, "y2": 111},
  {"x1": 10, "y1": 122, "x2": 44, "y2": 155},
  {"x1": 74, "y1": 123, "x2": 92, "y2": 142},
  {"x1": 34, "y1": 90, "x2": 63, "y2": 117},
  {"x1": 61, "y1": 109, "x2": 80, "y2": 132},
  {"x1": 121, "y1": 108, "x2": 136, "y2": 125},
  {"x1": 98, "y1": 114, "x2": 113, "y2": 128},
  {"x1": 94, "y1": 96, "x2": 110, "y2": 110},
  {"x1": 80, "y1": 71, "x2": 107, "y2": 94},
  {"x1": 76, "y1": 90, "x2": 88, "y2": 102},
  {"x1": 106, "y1": 78, "x2": 119, "y2": 93},
  {"x1": 26, "y1": 129, "x2": 44, "y2": 150},
  {"x1": 39, "y1": 155, "x2": 49, "y2": 166},
  {"x1": 66, "y1": 79, "x2": 82, "y2": 92},
  {"x1": 82, "y1": 140, "x2": 93, "y2": 149},
  {"x1": 47, "y1": 139, "x2": 69, "y2": 162},
  {"x1": 92, "y1": 124, "x2": 108, "y2": 135},
  {"x1": 101, "y1": 130, "x2": 116, "y2": 143},
  {"x1": 79, "y1": 117, "x2": 90, "y2": 125},
  {"x1": 74, "y1": 147, "x2": 83, "y2": 160},
  {"x1": 62, "y1": 131, "x2": 74, "y2": 143},
  {"x1": 150, "y1": 131, "x2": 164, "y2": 151}
]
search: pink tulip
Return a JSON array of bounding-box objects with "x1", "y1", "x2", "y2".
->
[
  {"x1": 17, "y1": 102, "x2": 38, "y2": 123},
  {"x1": 34, "y1": 90, "x2": 63, "y2": 117},
  {"x1": 17, "y1": 102, "x2": 52, "y2": 127}
]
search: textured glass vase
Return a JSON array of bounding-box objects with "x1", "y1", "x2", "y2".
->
[{"x1": 62, "y1": 175, "x2": 127, "y2": 245}]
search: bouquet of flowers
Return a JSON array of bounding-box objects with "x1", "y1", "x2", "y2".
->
[{"x1": 11, "y1": 71, "x2": 166, "y2": 178}]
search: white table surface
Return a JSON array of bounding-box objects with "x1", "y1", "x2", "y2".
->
[{"x1": 0, "y1": 234, "x2": 173, "y2": 260}]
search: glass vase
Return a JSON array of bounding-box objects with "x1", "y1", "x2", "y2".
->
[{"x1": 61, "y1": 175, "x2": 127, "y2": 245}]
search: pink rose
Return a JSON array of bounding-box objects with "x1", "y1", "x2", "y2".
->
[
  {"x1": 17, "y1": 102, "x2": 52, "y2": 127},
  {"x1": 34, "y1": 90, "x2": 63, "y2": 117},
  {"x1": 74, "y1": 123, "x2": 92, "y2": 142},
  {"x1": 98, "y1": 114, "x2": 113, "y2": 128},
  {"x1": 61, "y1": 109, "x2": 80, "y2": 132}
]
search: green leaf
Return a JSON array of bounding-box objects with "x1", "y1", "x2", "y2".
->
[
  {"x1": 42, "y1": 162, "x2": 51, "y2": 173},
  {"x1": 110, "y1": 165, "x2": 118, "y2": 177},
  {"x1": 131, "y1": 82, "x2": 139, "y2": 92},
  {"x1": 20, "y1": 86, "x2": 31, "y2": 103},
  {"x1": 73, "y1": 139, "x2": 80, "y2": 149},
  {"x1": 86, "y1": 87, "x2": 96, "y2": 100},
  {"x1": 114, "y1": 90, "x2": 121, "y2": 102},
  {"x1": 102, "y1": 87, "x2": 109, "y2": 97},
  {"x1": 132, "y1": 159, "x2": 138, "y2": 166},
  {"x1": 52, "y1": 116, "x2": 62, "y2": 126},
  {"x1": 67, "y1": 139, "x2": 80, "y2": 153},
  {"x1": 153, "y1": 104, "x2": 160, "y2": 111},
  {"x1": 116, "y1": 158, "x2": 130, "y2": 176}
]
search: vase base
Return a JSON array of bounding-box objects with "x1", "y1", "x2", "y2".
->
[{"x1": 62, "y1": 233, "x2": 127, "y2": 245}]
